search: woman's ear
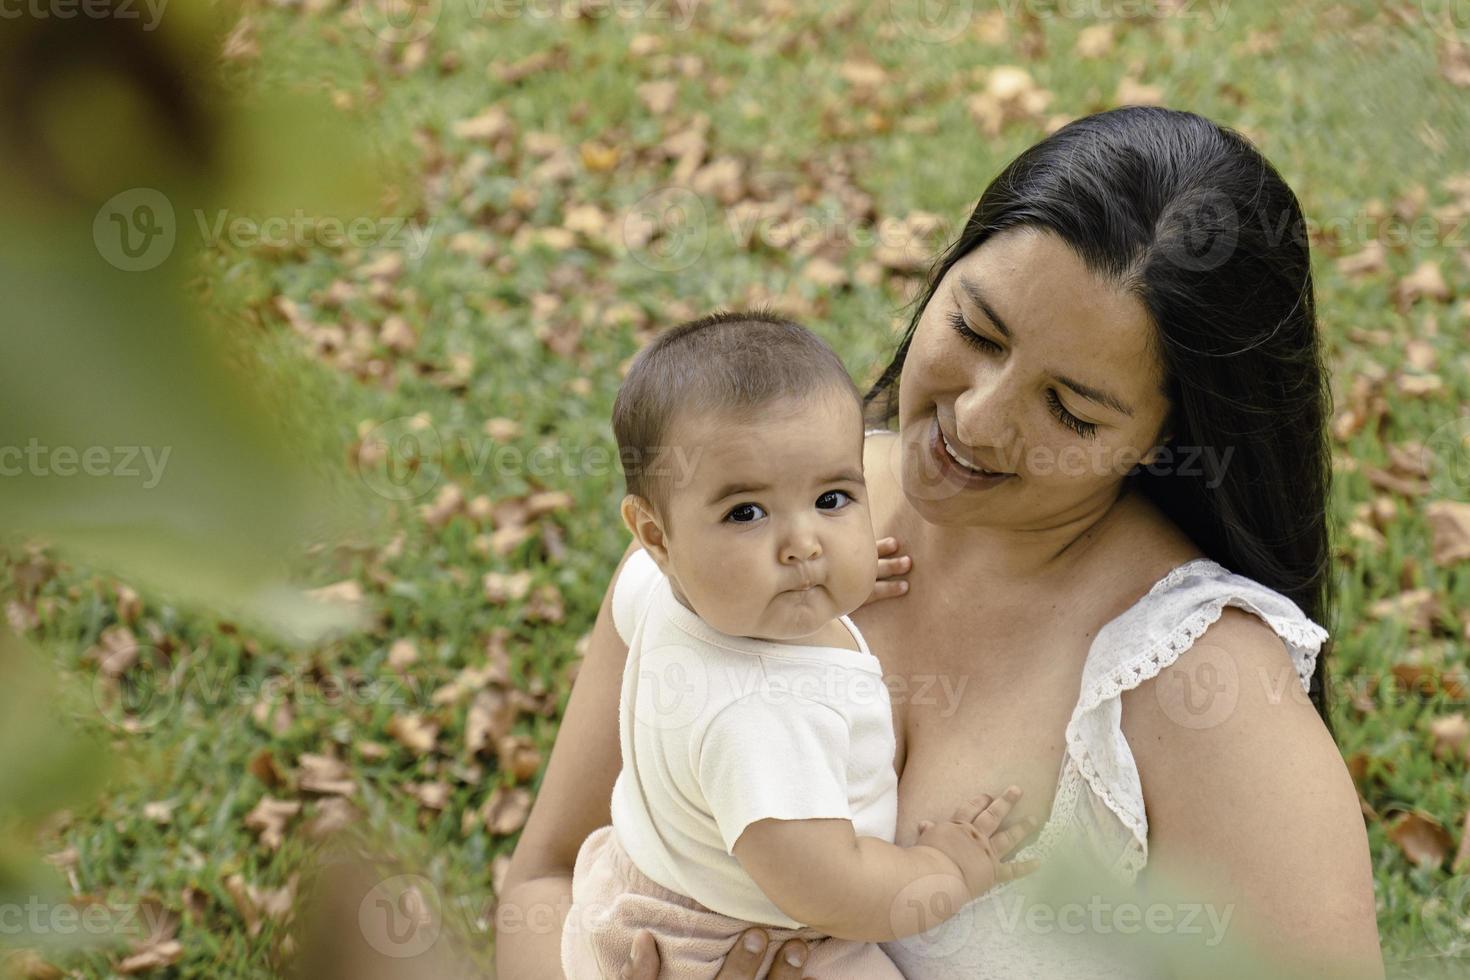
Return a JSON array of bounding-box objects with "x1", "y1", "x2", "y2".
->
[{"x1": 620, "y1": 494, "x2": 671, "y2": 567}]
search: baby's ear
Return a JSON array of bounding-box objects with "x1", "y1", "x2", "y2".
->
[{"x1": 620, "y1": 494, "x2": 670, "y2": 565}]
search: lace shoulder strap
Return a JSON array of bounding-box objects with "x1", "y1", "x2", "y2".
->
[{"x1": 1064, "y1": 558, "x2": 1331, "y2": 872}]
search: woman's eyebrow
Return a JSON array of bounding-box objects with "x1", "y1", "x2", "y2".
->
[{"x1": 956, "y1": 275, "x2": 1136, "y2": 419}]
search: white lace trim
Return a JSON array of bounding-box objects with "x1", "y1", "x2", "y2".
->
[{"x1": 1062, "y1": 561, "x2": 1330, "y2": 880}]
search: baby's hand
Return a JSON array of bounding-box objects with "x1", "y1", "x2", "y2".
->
[
  {"x1": 863, "y1": 536, "x2": 912, "y2": 606},
  {"x1": 915, "y1": 786, "x2": 1039, "y2": 899}
]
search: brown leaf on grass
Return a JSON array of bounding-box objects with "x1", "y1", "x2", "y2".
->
[
  {"x1": 379, "y1": 315, "x2": 417, "y2": 355},
  {"x1": 1369, "y1": 589, "x2": 1440, "y2": 633},
  {"x1": 117, "y1": 940, "x2": 183, "y2": 975},
  {"x1": 251, "y1": 698, "x2": 294, "y2": 738},
  {"x1": 407, "y1": 781, "x2": 452, "y2": 810},
  {"x1": 452, "y1": 106, "x2": 512, "y2": 143},
  {"x1": 142, "y1": 801, "x2": 176, "y2": 825},
  {"x1": 388, "y1": 638, "x2": 419, "y2": 671},
  {"x1": 1363, "y1": 465, "x2": 1431, "y2": 498},
  {"x1": 1426, "y1": 501, "x2": 1470, "y2": 565},
  {"x1": 525, "y1": 583, "x2": 566, "y2": 624},
  {"x1": 1388, "y1": 811, "x2": 1453, "y2": 869},
  {"x1": 420, "y1": 483, "x2": 464, "y2": 529},
  {"x1": 466, "y1": 687, "x2": 514, "y2": 757},
  {"x1": 115, "y1": 584, "x2": 143, "y2": 624},
  {"x1": 249, "y1": 749, "x2": 286, "y2": 789},
  {"x1": 1336, "y1": 240, "x2": 1388, "y2": 278},
  {"x1": 1440, "y1": 39, "x2": 1470, "y2": 88},
  {"x1": 481, "y1": 786, "x2": 533, "y2": 835},
  {"x1": 298, "y1": 753, "x2": 356, "y2": 797},
  {"x1": 1454, "y1": 811, "x2": 1470, "y2": 873},
  {"x1": 4, "y1": 950, "x2": 62, "y2": 979},
  {"x1": 1429, "y1": 713, "x2": 1470, "y2": 760},
  {"x1": 221, "y1": 17, "x2": 259, "y2": 63},
  {"x1": 304, "y1": 798, "x2": 360, "y2": 841},
  {"x1": 387, "y1": 713, "x2": 440, "y2": 756},
  {"x1": 244, "y1": 796, "x2": 301, "y2": 851},
  {"x1": 525, "y1": 490, "x2": 574, "y2": 518},
  {"x1": 636, "y1": 80, "x2": 678, "y2": 115},
  {"x1": 495, "y1": 735, "x2": 543, "y2": 782},
  {"x1": 307, "y1": 580, "x2": 364, "y2": 605},
  {"x1": 1115, "y1": 77, "x2": 1165, "y2": 106},
  {"x1": 93, "y1": 625, "x2": 140, "y2": 677},
  {"x1": 802, "y1": 256, "x2": 849, "y2": 288},
  {"x1": 483, "y1": 571, "x2": 533, "y2": 604},
  {"x1": 579, "y1": 140, "x2": 620, "y2": 173},
  {"x1": 967, "y1": 66, "x2": 1052, "y2": 137},
  {"x1": 1395, "y1": 260, "x2": 1452, "y2": 310},
  {"x1": 224, "y1": 873, "x2": 298, "y2": 938},
  {"x1": 1075, "y1": 23, "x2": 1116, "y2": 58}
]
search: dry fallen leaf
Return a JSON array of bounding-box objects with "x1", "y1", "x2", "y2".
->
[
  {"x1": 244, "y1": 795, "x2": 302, "y2": 851},
  {"x1": 1395, "y1": 260, "x2": 1452, "y2": 309},
  {"x1": 1388, "y1": 811, "x2": 1453, "y2": 869},
  {"x1": 483, "y1": 571, "x2": 533, "y2": 604},
  {"x1": 637, "y1": 80, "x2": 678, "y2": 115},
  {"x1": 452, "y1": 105, "x2": 512, "y2": 143},
  {"x1": 387, "y1": 713, "x2": 440, "y2": 756},
  {"x1": 481, "y1": 786, "x2": 533, "y2": 835},
  {"x1": 117, "y1": 940, "x2": 183, "y2": 975},
  {"x1": 1429, "y1": 713, "x2": 1470, "y2": 760},
  {"x1": 297, "y1": 753, "x2": 356, "y2": 797},
  {"x1": 1426, "y1": 501, "x2": 1470, "y2": 566}
]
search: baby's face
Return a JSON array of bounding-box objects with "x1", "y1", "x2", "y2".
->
[{"x1": 652, "y1": 389, "x2": 878, "y2": 643}]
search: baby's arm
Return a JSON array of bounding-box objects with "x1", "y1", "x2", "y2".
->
[{"x1": 731, "y1": 786, "x2": 1037, "y2": 943}]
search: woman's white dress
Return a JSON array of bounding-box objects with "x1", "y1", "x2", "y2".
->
[{"x1": 875, "y1": 553, "x2": 1330, "y2": 979}]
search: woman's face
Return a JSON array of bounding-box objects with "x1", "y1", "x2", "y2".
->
[{"x1": 897, "y1": 225, "x2": 1174, "y2": 530}]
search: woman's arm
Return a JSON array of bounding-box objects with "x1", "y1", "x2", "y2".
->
[
  {"x1": 1122, "y1": 608, "x2": 1384, "y2": 979},
  {"x1": 494, "y1": 539, "x2": 641, "y2": 980}
]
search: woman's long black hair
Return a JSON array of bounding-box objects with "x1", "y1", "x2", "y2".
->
[{"x1": 864, "y1": 106, "x2": 1336, "y2": 732}]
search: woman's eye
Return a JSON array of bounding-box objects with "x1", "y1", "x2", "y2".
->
[
  {"x1": 948, "y1": 311, "x2": 1000, "y2": 353},
  {"x1": 1046, "y1": 390, "x2": 1100, "y2": 439},
  {"x1": 725, "y1": 503, "x2": 767, "y2": 523},
  {"x1": 816, "y1": 490, "x2": 854, "y2": 510}
]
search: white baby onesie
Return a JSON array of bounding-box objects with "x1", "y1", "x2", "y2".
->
[{"x1": 607, "y1": 547, "x2": 899, "y2": 928}]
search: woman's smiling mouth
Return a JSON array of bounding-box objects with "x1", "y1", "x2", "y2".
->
[{"x1": 929, "y1": 416, "x2": 1016, "y2": 487}]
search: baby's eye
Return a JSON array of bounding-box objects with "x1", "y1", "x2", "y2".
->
[
  {"x1": 816, "y1": 490, "x2": 854, "y2": 510},
  {"x1": 725, "y1": 503, "x2": 767, "y2": 524}
]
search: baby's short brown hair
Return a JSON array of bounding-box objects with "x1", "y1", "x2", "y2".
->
[{"x1": 612, "y1": 310, "x2": 860, "y2": 518}]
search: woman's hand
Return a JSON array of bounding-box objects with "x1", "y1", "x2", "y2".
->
[
  {"x1": 617, "y1": 928, "x2": 814, "y2": 980},
  {"x1": 864, "y1": 536, "x2": 912, "y2": 606}
]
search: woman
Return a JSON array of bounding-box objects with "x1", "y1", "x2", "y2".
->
[{"x1": 496, "y1": 107, "x2": 1383, "y2": 978}]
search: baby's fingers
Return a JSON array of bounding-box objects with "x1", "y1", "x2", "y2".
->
[
  {"x1": 996, "y1": 857, "x2": 1042, "y2": 884},
  {"x1": 990, "y1": 815, "x2": 1040, "y2": 856},
  {"x1": 876, "y1": 535, "x2": 902, "y2": 557},
  {"x1": 971, "y1": 785, "x2": 1022, "y2": 835},
  {"x1": 876, "y1": 552, "x2": 912, "y2": 580}
]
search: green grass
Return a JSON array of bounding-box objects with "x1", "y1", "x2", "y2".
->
[{"x1": 3, "y1": 0, "x2": 1469, "y2": 975}]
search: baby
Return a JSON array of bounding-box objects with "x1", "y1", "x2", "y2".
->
[{"x1": 560, "y1": 311, "x2": 1037, "y2": 979}]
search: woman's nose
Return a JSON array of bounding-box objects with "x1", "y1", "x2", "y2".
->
[{"x1": 954, "y1": 375, "x2": 1020, "y2": 451}]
